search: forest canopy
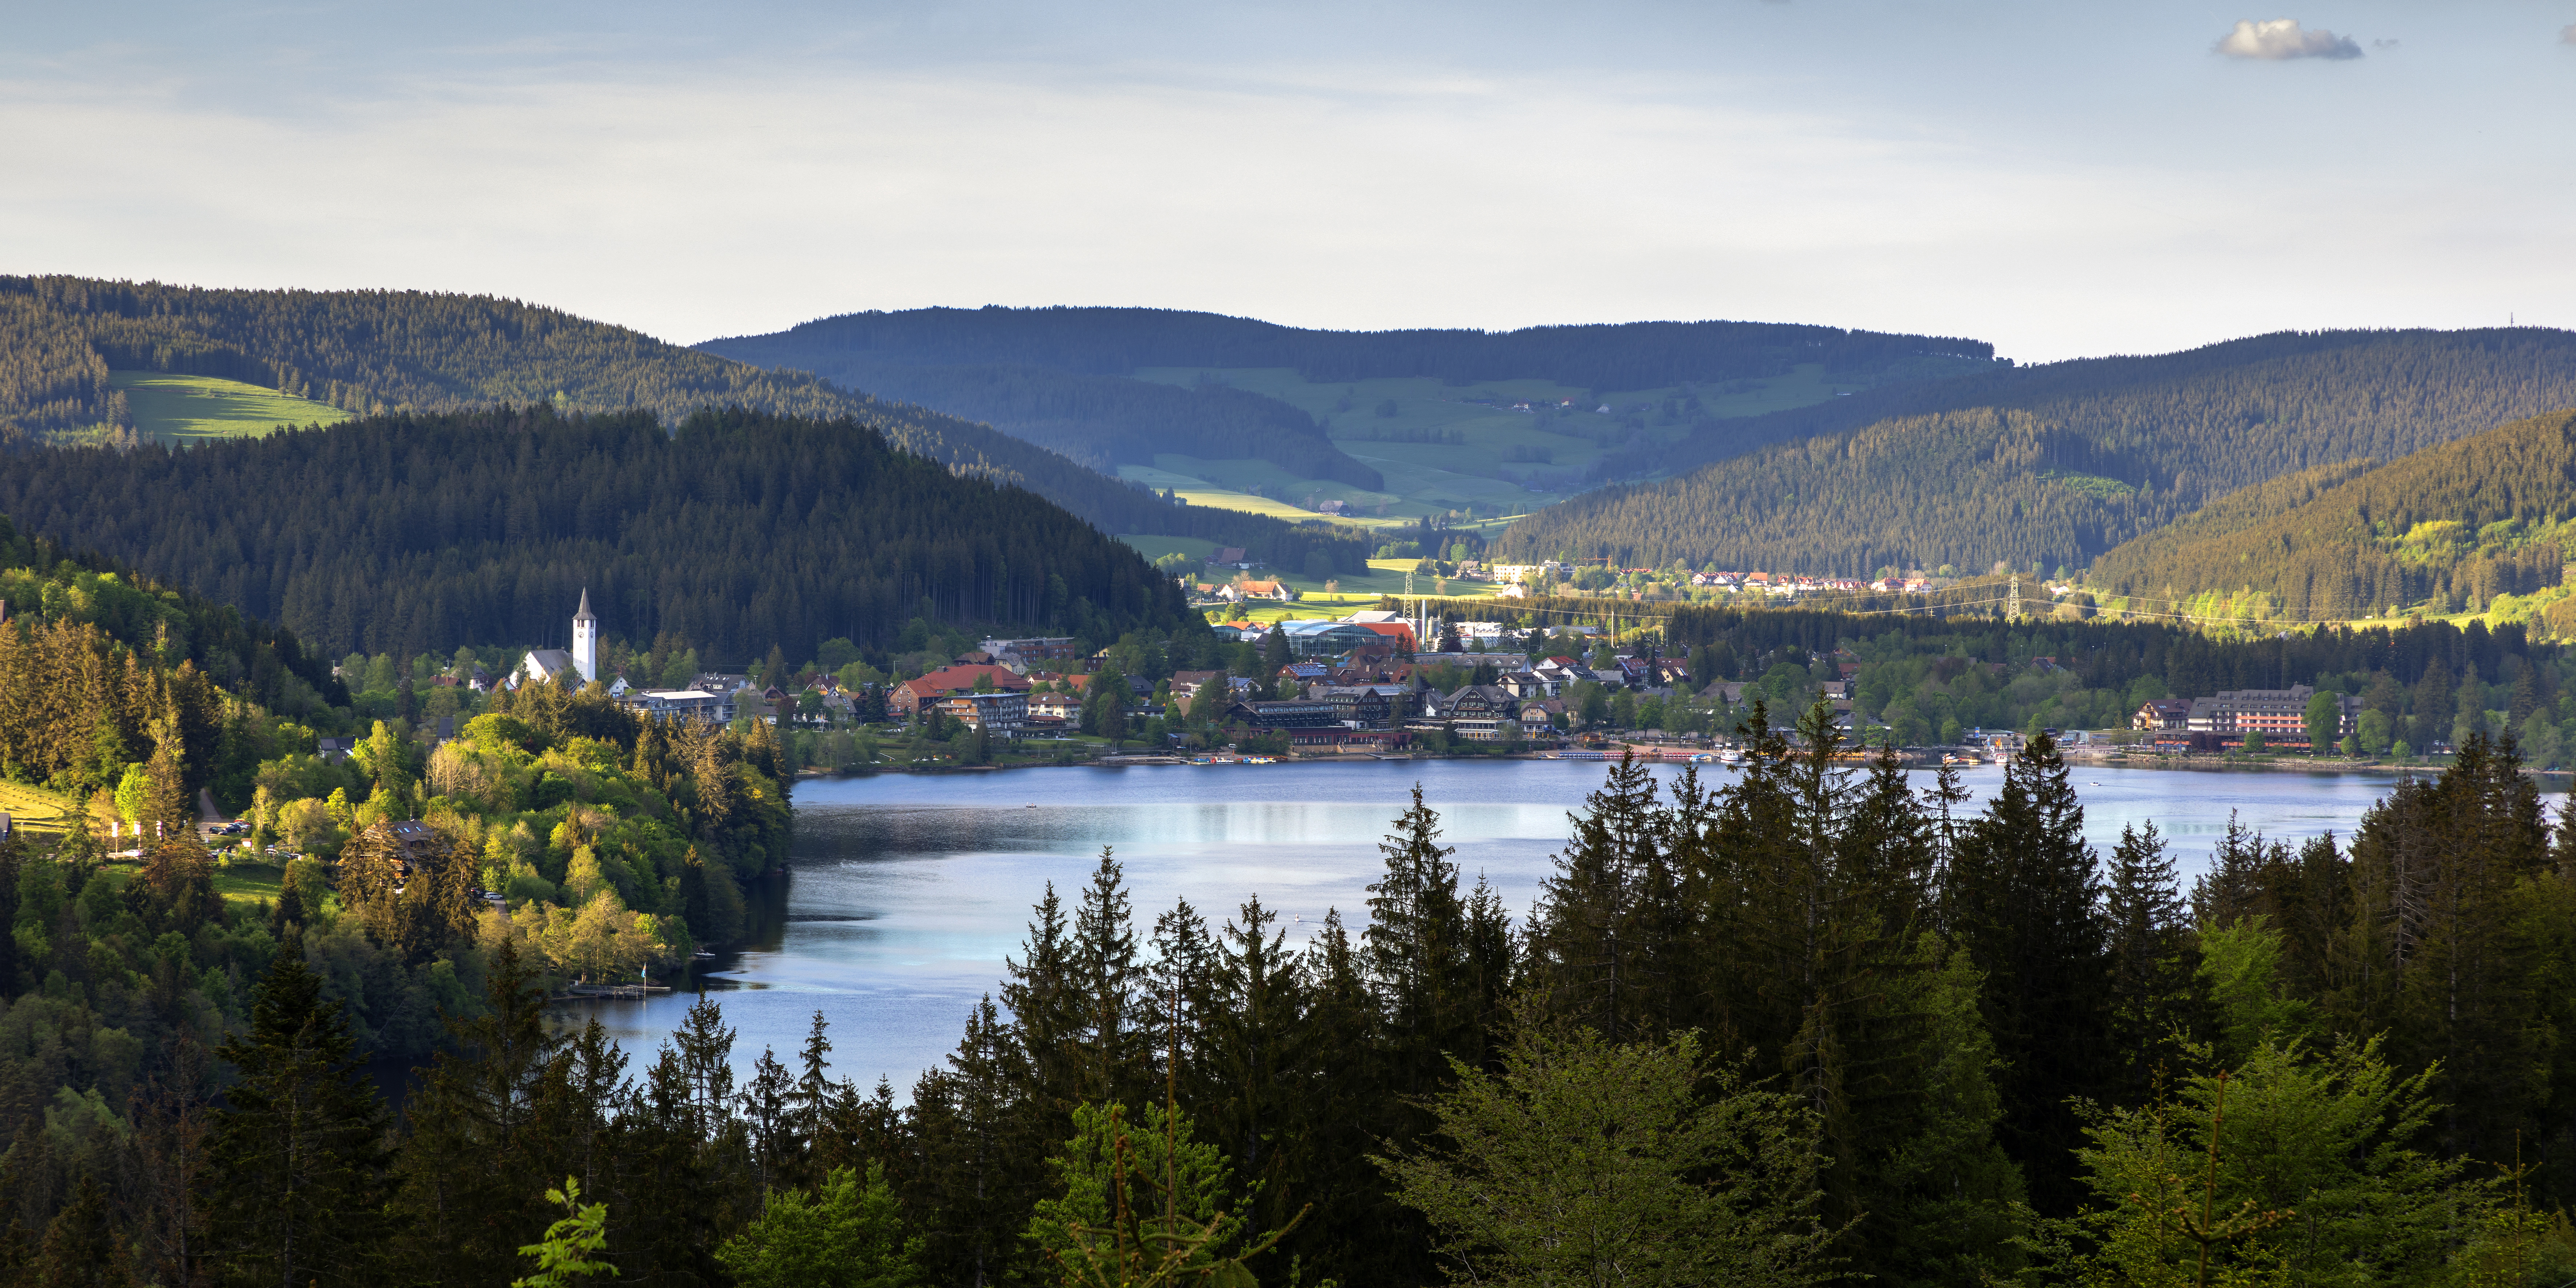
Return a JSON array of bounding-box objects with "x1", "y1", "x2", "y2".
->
[
  {"x1": 1500, "y1": 326, "x2": 2576, "y2": 575},
  {"x1": 702, "y1": 305, "x2": 1996, "y2": 390},
  {"x1": 0, "y1": 404, "x2": 1206, "y2": 662},
  {"x1": 2085, "y1": 408, "x2": 2576, "y2": 621},
  {"x1": 0, "y1": 276, "x2": 1374, "y2": 569}
]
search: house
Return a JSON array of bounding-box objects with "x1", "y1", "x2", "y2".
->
[
  {"x1": 1210, "y1": 547, "x2": 1249, "y2": 567},
  {"x1": 1219, "y1": 580, "x2": 1298, "y2": 603},
  {"x1": 1029, "y1": 692, "x2": 1082, "y2": 721},
  {"x1": 935, "y1": 691, "x2": 1030, "y2": 735},
  {"x1": 1277, "y1": 661, "x2": 1330, "y2": 685},
  {"x1": 1314, "y1": 685, "x2": 1394, "y2": 730},
  {"x1": 629, "y1": 689, "x2": 734, "y2": 725},
  {"x1": 892, "y1": 665, "x2": 1032, "y2": 717},
  {"x1": 978, "y1": 637, "x2": 1082, "y2": 663},
  {"x1": 1444, "y1": 685, "x2": 1520, "y2": 721},
  {"x1": 690, "y1": 673, "x2": 754, "y2": 697}
]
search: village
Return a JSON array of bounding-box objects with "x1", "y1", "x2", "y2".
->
[{"x1": 313, "y1": 590, "x2": 2402, "y2": 784}]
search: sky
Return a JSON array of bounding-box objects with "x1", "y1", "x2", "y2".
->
[{"x1": 3, "y1": 1, "x2": 2572, "y2": 362}]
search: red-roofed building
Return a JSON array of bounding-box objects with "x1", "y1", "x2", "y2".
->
[
  {"x1": 892, "y1": 664, "x2": 1031, "y2": 717},
  {"x1": 1356, "y1": 622, "x2": 1419, "y2": 651}
]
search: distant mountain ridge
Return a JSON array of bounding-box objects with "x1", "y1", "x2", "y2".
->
[
  {"x1": 704, "y1": 305, "x2": 1993, "y2": 386},
  {"x1": 1496, "y1": 327, "x2": 2576, "y2": 576},
  {"x1": 697, "y1": 306, "x2": 1998, "y2": 487}
]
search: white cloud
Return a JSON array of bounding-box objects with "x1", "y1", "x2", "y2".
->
[{"x1": 2214, "y1": 19, "x2": 2363, "y2": 60}]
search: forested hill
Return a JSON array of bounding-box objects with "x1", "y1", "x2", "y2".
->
[
  {"x1": 0, "y1": 277, "x2": 1369, "y2": 568},
  {"x1": 2085, "y1": 408, "x2": 2576, "y2": 621},
  {"x1": 1496, "y1": 327, "x2": 2576, "y2": 576},
  {"x1": 698, "y1": 306, "x2": 1997, "y2": 481},
  {"x1": 704, "y1": 306, "x2": 1993, "y2": 386},
  {"x1": 0, "y1": 512, "x2": 346, "y2": 715},
  {"x1": 0, "y1": 404, "x2": 1202, "y2": 661}
]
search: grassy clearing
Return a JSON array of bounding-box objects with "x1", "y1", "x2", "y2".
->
[
  {"x1": 0, "y1": 781, "x2": 84, "y2": 838},
  {"x1": 212, "y1": 860, "x2": 286, "y2": 908},
  {"x1": 1117, "y1": 533, "x2": 1219, "y2": 562},
  {"x1": 111, "y1": 371, "x2": 349, "y2": 444},
  {"x1": 1116, "y1": 464, "x2": 1358, "y2": 523}
]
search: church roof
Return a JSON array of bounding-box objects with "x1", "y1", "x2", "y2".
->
[
  {"x1": 573, "y1": 589, "x2": 596, "y2": 623},
  {"x1": 523, "y1": 649, "x2": 576, "y2": 677}
]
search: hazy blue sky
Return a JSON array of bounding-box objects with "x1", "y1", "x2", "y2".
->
[{"x1": 5, "y1": 1, "x2": 2571, "y2": 360}]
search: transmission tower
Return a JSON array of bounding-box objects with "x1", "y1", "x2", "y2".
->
[{"x1": 2008, "y1": 573, "x2": 2021, "y2": 621}]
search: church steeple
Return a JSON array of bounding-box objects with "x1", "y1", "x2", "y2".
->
[{"x1": 571, "y1": 589, "x2": 598, "y2": 684}]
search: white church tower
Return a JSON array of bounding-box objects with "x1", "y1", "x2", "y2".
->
[{"x1": 572, "y1": 589, "x2": 598, "y2": 685}]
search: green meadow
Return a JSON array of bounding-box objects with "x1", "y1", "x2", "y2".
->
[
  {"x1": 111, "y1": 370, "x2": 351, "y2": 443},
  {"x1": 1121, "y1": 363, "x2": 1852, "y2": 523}
]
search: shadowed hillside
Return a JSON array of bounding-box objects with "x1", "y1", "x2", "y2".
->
[{"x1": 1498, "y1": 328, "x2": 2576, "y2": 575}]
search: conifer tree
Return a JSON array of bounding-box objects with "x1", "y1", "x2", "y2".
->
[
  {"x1": 1071, "y1": 848, "x2": 1145, "y2": 1108},
  {"x1": 911, "y1": 998, "x2": 1031, "y2": 1288},
  {"x1": 2100, "y1": 822, "x2": 2203, "y2": 1103},
  {"x1": 2342, "y1": 732, "x2": 2553, "y2": 1170},
  {"x1": 1199, "y1": 897, "x2": 1314, "y2": 1263},
  {"x1": 1363, "y1": 786, "x2": 1473, "y2": 1100},
  {"x1": 1943, "y1": 731, "x2": 2109, "y2": 1215},
  {"x1": 1004, "y1": 882, "x2": 1082, "y2": 1124},
  {"x1": 1527, "y1": 755, "x2": 1677, "y2": 1044},
  {"x1": 205, "y1": 939, "x2": 390, "y2": 1288},
  {"x1": 33, "y1": 1176, "x2": 132, "y2": 1288},
  {"x1": 390, "y1": 941, "x2": 577, "y2": 1284}
]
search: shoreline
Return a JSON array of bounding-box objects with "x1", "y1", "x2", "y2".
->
[{"x1": 799, "y1": 746, "x2": 2573, "y2": 782}]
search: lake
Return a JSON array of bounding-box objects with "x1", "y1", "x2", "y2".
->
[{"x1": 559, "y1": 758, "x2": 2476, "y2": 1095}]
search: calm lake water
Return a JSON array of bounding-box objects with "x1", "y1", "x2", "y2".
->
[{"x1": 560, "y1": 759, "x2": 2504, "y2": 1095}]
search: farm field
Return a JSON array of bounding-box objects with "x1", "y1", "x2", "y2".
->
[
  {"x1": 1133, "y1": 363, "x2": 1855, "y2": 502},
  {"x1": 111, "y1": 370, "x2": 350, "y2": 443},
  {"x1": 0, "y1": 780, "x2": 85, "y2": 838}
]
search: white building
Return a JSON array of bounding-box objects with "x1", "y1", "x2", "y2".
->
[
  {"x1": 516, "y1": 590, "x2": 602, "y2": 689},
  {"x1": 572, "y1": 588, "x2": 598, "y2": 684}
]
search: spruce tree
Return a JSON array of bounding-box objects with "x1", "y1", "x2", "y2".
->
[
  {"x1": 1002, "y1": 880, "x2": 1081, "y2": 1123},
  {"x1": 204, "y1": 938, "x2": 390, "y2": 1288},
  {"x1": 1363, "y1": 786, "x2": 1472, "y2": 1100},
  {"x1": 1070, "y1": 848, "x2": 1145, "y2": 1108},
  {"x1": 1942, "y1": 731, "x2": 2109, "y2": 1216},
  {"x1": 1526, "y1": 755, "x2": 1677, "y2": 1044},
  {"x1": 389, "y1": 940, "x2": 577, "y2": 1284},
  {"x1": 2100, "y1": 822, "x2": 2203, "y2": 1105},
  {"x1": 1201, "y1": 896, "x2": 1314, "y2": 1267}
]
